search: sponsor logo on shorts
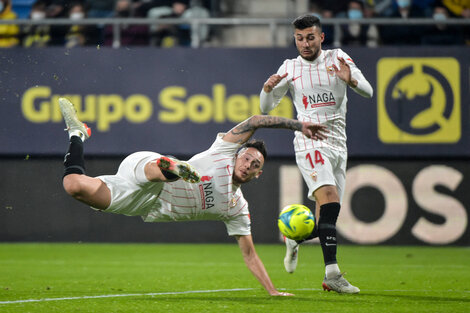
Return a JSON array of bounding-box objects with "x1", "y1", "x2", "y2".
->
[{"x1": 310, "y1": 171, "x2": 318, "y2": 182}]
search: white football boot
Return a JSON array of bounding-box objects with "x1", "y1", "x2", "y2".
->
[
  {"x1": 283, "y1": 237, "x2": 299, "y2": 273},
  {"x1": 322, "y1": 273, "x2": 360, "y2": 294},
  {"x1": 157, "y1": 156, "x2": 201, "y2": 184},
  {"x1": 59, "y1": 98, "x2": 91, "y2": 141}
]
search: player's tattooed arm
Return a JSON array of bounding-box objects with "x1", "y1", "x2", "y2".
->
[{"x1": 222, "y1": 115, "x2": 328, "y2": 144}]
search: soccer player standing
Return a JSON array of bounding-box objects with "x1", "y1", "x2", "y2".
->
[{"x1": 260, "y1": 14, "x2": 373, "y2": 293}]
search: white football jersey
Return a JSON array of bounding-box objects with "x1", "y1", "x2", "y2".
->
[
  {"x1": 143, "y1": 134, "x2": 250, "y2": 236},
  {"x1": 261, "y1": 49, "x2": 372, "y2": 153}
]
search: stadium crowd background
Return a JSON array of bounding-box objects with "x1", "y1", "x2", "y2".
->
[{"x1": 0, "y1": 0, "x2": 469, "y2": 48}]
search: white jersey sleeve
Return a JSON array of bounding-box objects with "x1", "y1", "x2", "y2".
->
[
  {"x1": 339, "y1": 49, "x2": 373, "y2": 98},
  {"x1": 260, "y1": 60, "x2": 290, "y2": 113}
]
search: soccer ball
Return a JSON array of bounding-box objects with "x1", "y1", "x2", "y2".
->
[{"x1": 278, "y1": 204, "x2": 315, "y2": 241}]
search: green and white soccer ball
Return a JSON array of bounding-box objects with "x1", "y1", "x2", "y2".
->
[{"x1": 278, "y1": 204, "x2": 315, "y2": 241}]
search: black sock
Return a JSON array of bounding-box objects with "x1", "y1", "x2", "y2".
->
[
  {"x1": 318, "y1": 202, "x2": 340, "y2": 265},
  {"x1": 63, "y1": 136, "x2": 85, "y2": 178}
]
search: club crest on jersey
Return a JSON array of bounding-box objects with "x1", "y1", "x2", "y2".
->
[
  {"x1": 327, "y1": 66, "x2": 335, "y2": 76},
  {"x1": 302, "y1": 92, "x2": 336, "y2": 109},
  {"x1": 229, "y1": 196, "x2": 238, "y2": 208}
]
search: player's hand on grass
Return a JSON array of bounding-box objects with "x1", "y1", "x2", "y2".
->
[
  {"x1": 263, "y1": 73, "x2": 288, "y2": 93},
  {"x1": 270, "y1": 290, "x2": 294, "y2": 296},
  {"x1": 302, "y1": 122, "x2": 329, "y2": 141}
]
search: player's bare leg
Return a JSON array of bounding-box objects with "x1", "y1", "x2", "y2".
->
[
  {"x1": 63, "y1": 174, "x2": 111, "y2": 210},
  {"x1": 60, "y1": 97, "x2": 111, "y2": 210}
]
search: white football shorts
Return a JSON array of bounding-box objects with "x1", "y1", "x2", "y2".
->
[
  {"x1": 94, "y1": 151, "x2": 163, "y2": 217},
  {"x1": 295, "y1": 147, "x2": 347, "y2": 202}
]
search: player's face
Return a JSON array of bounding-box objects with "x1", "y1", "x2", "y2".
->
[
  {"x1": 294, "y1": 26, "x2": 324, "y2": 61},
  {"x1": 232, "y1": 147, "x2": 264, "y2": 185}
]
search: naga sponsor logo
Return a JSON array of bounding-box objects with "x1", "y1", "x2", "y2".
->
[
  {"x1": 302, "y1": 92, "x2": 336, "y2": 109},
  {"x1": 199, "y1": 176, "x2": 214, "y2": 210},
  {"x1": 377, "y1": 57, "x2": 461, "y2": 143}
]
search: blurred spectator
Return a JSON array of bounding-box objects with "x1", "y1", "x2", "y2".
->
[
  {"x1": 412, "y1": 0, "x2": 436, "y2": 16},
  {"x1": 134, "y1": 0, "x2": 173, "y2": 16},
  {"x1": 441, "y1": 0, "x2": 470, "y2": 17},
  {"x1": 45, "y1": 0, "x2": 67, "y2": 18},
  {"x1": 45, "y1": 0, "x2": 72, "y2": 45},
  {"x1": 104, "y1": 0, "x2": 149, "y2": 47},
  {"x1": 84, "y1": 0, "x2": 115, "y2": 45},
  {"x1": 441, "y1": 0, "x2": 470, "y2": 44},
  {"x1": 310, "y1": 0, "x2": 350, "y2": 17},
  {"x1": 22, "y1": 0, "x2": 51, "y2": 47},
  {"x1": 338, "y1": 0, "x2": 380, "y2": 47},
  {"x1": 379, "y1": 0, "x2": 435, "y2": 16},
  {"x1": 373, "y1": 0, "x2": 394, "y2": 15},
  {"x1": 363, "y1": 1, "x2": 381, "y2": 47},
  {"x1": 0, "y1": 0, "x2": 20, "y2": 47},
  {"x1": 379, "y1": 0, "x2": 427, "y2": 45},
  {"x1": 64, "y1": 1, "x2": 91, "y2": 48},
  {"x1": 308, "y1": 1, "x2": 334, "y2": 46},
  {"x1": 148, "y1": 0, "x2": 189, "y2": 47},
  {"x1": 421, "y1": 4, "x2": 465, "y2": 44},
  {"x1": 86, "y1": 0, "x2": 115, "y2": 18},
  {"x1": 181, "y1": 0, "x2": 211, "y2": 47}
]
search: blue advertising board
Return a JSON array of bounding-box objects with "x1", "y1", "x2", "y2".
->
[{"x1": 0, "y1": 47, "x2": 468, "y2": 157}]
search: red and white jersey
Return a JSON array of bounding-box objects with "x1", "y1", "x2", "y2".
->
[
  {"x1": 143, "y1": 134, "x2": 250, "y2": 236},
  {"x1": 260, "y1": 49, "x2": 373, "y2": 153}
]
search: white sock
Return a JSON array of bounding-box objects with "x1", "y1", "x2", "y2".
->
[{"x1": 325, "y1": 264, "x2": 340, "y2": 279}]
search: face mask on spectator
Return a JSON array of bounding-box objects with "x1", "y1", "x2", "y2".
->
[
  {"x1": 31, "y1": 11, "x2": 46, "y2": 20},
  {"x1": 70, "y1": 12, "x2": 85, "y2": 20},
  {"x1": 396, "y1": 0, "x2": 411, "y2": 8},
  {"x1": 348, "y1": 9, "x2": 363, "y2": 19},
  {"x1": 433, "y1": 13, "x2": 446, "y2": 21}
]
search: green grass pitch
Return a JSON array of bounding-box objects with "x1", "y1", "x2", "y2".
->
[{"x1": 0, "y1": 243, "x2": 469, "y2": 313}]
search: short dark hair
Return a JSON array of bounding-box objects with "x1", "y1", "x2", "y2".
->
[
  {"x1": 242, "y1": 139, "x2": 267, "y2": 161},
  {"x1": 292, "y1": 14, "x2": 322, "y2": 30}
]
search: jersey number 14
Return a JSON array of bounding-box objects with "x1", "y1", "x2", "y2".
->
[{"x1": 306, "y1": 151, "x2": 325, "y2": 169}]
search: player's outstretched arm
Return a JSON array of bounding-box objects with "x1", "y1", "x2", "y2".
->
[
  {"x1": 222, "y1": 115, "x2": 328, "y2": 145},
  {"x1": 236, "y1": 235, "x2": 294, "y2": 296},
  {"x1": 332, "y1": 56, "x2": 373, "y2": 98}
]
